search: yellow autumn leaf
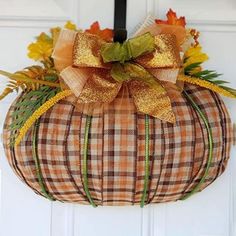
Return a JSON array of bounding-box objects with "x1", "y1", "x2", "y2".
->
[
  {"x1": 64, "y1": 21, "x2": 77, "y2": 30},
  {"x1": 37, "y1": 32, "x2": 52, "y2": 43},
  {"x1": 28, "y1": 41, "x2": 53, "y2": 61},
  {"x1": 27, "y1": 32, "x2": 53, "y2": 61},
  {"x1": 184, "y1": 45, "x2": 209, "y2": 73},
  {"x1": 184, "y1": 45, "x2": 209, "y2": 67}
]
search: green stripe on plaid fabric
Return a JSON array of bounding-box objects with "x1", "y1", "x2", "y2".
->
[
  {"x1": 140, "y1": 114, "x2": 150, "y2": 207},
  {"x1": 32, "y1": 120, "x2": 55, "y2": 201},
  {"x1": 83, "y1": 115, "x2": 97, "y2": 207},
  {"x1": 181, "y1": 90, "x2": 213, "y2": 200}
]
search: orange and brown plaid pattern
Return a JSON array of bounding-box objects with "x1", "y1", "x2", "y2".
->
[{"x1": 3, "y1": 84, "x2": 233, "y2": 205}]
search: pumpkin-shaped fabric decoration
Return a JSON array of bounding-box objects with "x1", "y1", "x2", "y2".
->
[
  {"x1": 2, "y1": 84, "x2": 233, "y2": 206},
  {"x1": 1, "y1": 10, "x2": 235, "y2": 207}
]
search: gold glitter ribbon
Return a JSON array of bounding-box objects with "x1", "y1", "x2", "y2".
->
[{"x1": 52, "y1": 29, "x2": 182, "y2": 123}]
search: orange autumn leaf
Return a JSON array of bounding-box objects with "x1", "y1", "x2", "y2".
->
[
  {"x1": 155, "y1": 9, "x2": 186, "y2": 28},
  {"x1": 85, "y1": 21, "x2": 114, "y2": 42}
]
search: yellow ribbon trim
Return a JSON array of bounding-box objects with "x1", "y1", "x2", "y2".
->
[
  {"x1": 15, "y1": 90, "x2": 73, "y2": 146},
  {"x1": 178, "y1": 75, "x2": 236, "y2": 98}
]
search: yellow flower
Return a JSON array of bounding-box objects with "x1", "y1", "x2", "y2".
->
[
  {"x1": 64, "y1": 21, "x2": 77, "y2": 30},
  {"x1": 27, "y1": 33, "x2": 53, "y2": 61},
  {"x1": 184, "y1": 45, "x2": 209, "y2": 68}
]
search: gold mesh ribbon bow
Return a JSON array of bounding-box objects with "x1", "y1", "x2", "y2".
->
[{"x1": 52, "y1": 29, "x2": 181, "y2": 123}]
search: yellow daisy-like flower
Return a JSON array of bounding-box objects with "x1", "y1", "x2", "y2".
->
[
  {"x1": 184, "y1": 45, "x2": 209, "y2": 69},
  {"x1": 64, "y1": 21, "x2": 77, "y2": 30},
  {"x1": 27, "y1": 32, "x2": 53, "y2": 61}
]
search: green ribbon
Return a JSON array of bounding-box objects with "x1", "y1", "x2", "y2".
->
[
  {"x1": 140, "y1": 114, "x2": 150, "y2": 207},
  {"x1": 32, "y1": 119, "x2": 55, "y2": 201},
  {"x1": 101, "y1": 32, "x2": 155, "y2": 64},
  {"x1": 110, "y1": 62, "x2": 162, "y2": 92},
  {"x1": 181, "y1": 90, "x2": 213, "y2": 200},
  {"x1": 83, "y1": 115, "x2": 97, "y2": 207}
]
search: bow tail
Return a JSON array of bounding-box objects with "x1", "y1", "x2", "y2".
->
[
  {"x1": 121, "y1": 63, "x2": 176, "y2": 123},
  {"x1": 128, "y1": 79, "x2": 176, "y2": 123}
]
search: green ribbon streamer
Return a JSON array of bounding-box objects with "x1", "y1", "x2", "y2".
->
[
  {"x1": 140, "y1": 114, "x2": 150, "y2": 207},
  {"x1": 111, "y1": 62, "x2": 163, "y2": 91},
  {"x1": 32, "y1": 120, "x2": 55, "y2": 201},
  {"x1": 101, "y1": 32, "x2": 155, "y2": 64},
  {"x1": 83, "y1": 115, "x2": 97, "y2": 207},
  {"x1": 181, "y1": 90, "x2": 213, "y2": 200}
]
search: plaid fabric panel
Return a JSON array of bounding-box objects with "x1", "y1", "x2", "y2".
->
[
  {"x1": 66, "y1": 107, "x2": 88, "y2": 204},
  {"x1": 37, "y1": 100, "x2": 85, "y2": 202},
  {"x1": 213, "y1": 92, "x2": 233, "y2": 176},
  {"x1": 3, "y1": 84, "x2": 233, "y2": 205},
  {"x1": 86, "y1": 110, "x2": 104, "y2": 205},
  {"x1": 102, "y1": 85, "x2": 137, "y2": 205},
  {"x1": 147, "y1": 118, "x2": 165, "y2": 203},
  {"x1": 183, "y1": 85, "x2": 232, "y2": 194},
  {"x1": 15, "y1": 128, "x2": 44, "y2": 194},
  {"x1": 3, "y1": 97, "x2": 44, "y2": 197},
  {"x1": 134, "y1": 113, "x2": 146, "y2": 203},
  {"x1": 151, "y1": 94, "x2": 196, "y2": 203},
  {"x1": 79, "y1": 107, "x2": 104, "y2": 205},
  {"x1": 3, "y1": 101, "x2": 23, "y2": 180}
]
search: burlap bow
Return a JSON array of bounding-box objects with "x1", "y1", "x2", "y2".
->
[{"x1": 52, "y1": 27, "x2": 182, "y2": 123}]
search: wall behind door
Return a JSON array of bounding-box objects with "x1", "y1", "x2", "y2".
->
[{"x1": 0, "y1": 1, "x2": 236, "y2": 236}]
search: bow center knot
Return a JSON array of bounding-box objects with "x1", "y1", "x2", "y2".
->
[{"x1": 101, "y1": 32, "x2": 155, "y2": 64}]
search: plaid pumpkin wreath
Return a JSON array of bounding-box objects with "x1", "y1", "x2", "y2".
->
[{"x1": 1, "y1": 10, "x2": 235, "y2": 207}]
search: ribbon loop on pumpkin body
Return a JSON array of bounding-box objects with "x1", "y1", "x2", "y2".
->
[{"x1": 52, "y1": 28, "x2": 182, "y2": 123}]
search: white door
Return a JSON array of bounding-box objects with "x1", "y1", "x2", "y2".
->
[{"x1": 0, "y1": 1, "x2": 236, "y2": 236}]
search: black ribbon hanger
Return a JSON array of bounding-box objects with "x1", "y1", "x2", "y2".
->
[{"x1": 114, "y1": 0, "x2": 127, "y2": 43}]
